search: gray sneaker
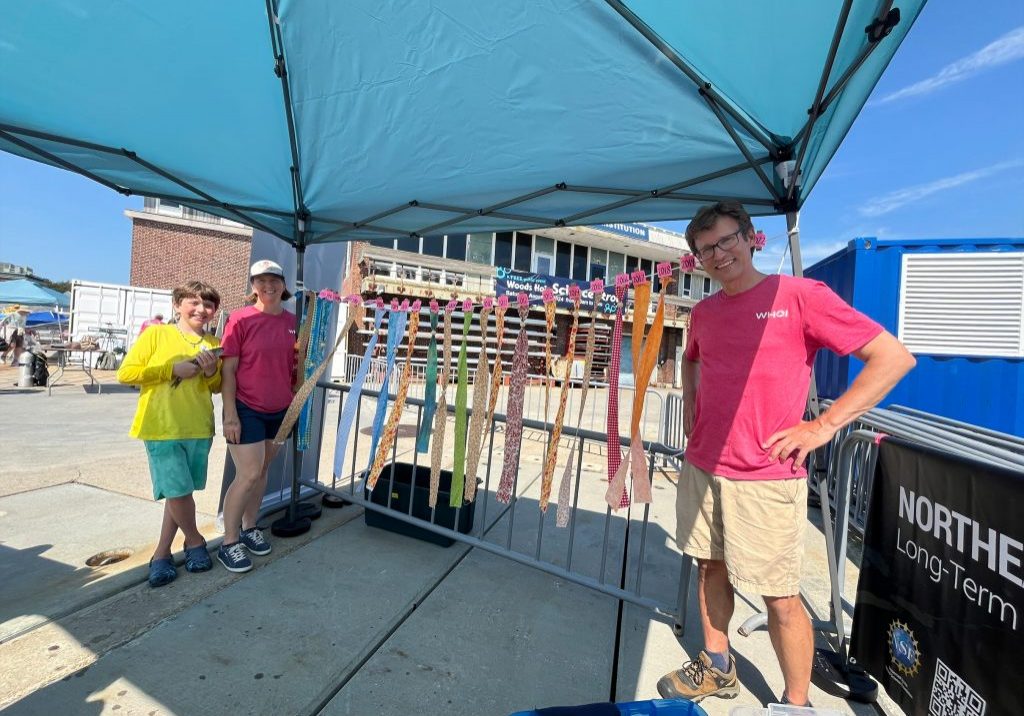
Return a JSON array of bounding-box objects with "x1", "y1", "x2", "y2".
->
[
  {"x1": 217, "y1": 542, "x2": 252, "y2": 573},
  {"x1": 240, "y1": 527, "x2": 272, "y2": 556},
  {"x1": 656, "y1": 651, "x2": 739, "y2": 702}
]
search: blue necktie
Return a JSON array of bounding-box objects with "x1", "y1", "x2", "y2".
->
[
  {"x1": 333, "y1": 308, "x2": 384, "y2": 478},
  {"x1": 416, "y1": 312, "x2": 439, "y2": 452},
  {"x1": 367, "y1": 309, "x2": 407, "y2": 471}
]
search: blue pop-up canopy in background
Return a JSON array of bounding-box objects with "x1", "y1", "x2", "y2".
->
[{"x1": 0, "y1": 1, "x2": 926, "y2": 248}]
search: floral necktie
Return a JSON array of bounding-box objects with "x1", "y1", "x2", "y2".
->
[{"x1": 496, "y1": 298, "x2": 530, "y2": 504}]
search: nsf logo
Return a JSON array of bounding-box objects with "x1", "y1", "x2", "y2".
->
[{"x1": 888, "y1": 620, "x2": 921, "y2": 677}]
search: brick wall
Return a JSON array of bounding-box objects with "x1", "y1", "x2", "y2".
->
[{"x1": 129, "y1": 218, "x2": 252, "y2": 312}]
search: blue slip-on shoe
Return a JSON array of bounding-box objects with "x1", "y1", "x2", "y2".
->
[
  {"x1": 183, "y1": 540, "x2": 213, "y2": 573},
  {"x1": 217, "y1": 542, "x2": 252, "y2": 573},
  {"x1": 148, "y1": 557, "x2": 177, "y2": 588},
  {"x1": 239, "y1": 527, "x2": 272, "y2": 556}
]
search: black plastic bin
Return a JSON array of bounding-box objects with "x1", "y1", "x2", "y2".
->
[{"x1": 363, "y1": 462, "x2": 477, "y2": 547}]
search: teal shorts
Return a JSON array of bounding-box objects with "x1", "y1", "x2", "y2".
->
[{"x1": 143, "y1": 438, "x2": 213, "y2": 500}]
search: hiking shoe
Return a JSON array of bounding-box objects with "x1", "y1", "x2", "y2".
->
[
  {"x1": 217, "y1": 542, "x2": 253, "y2": 573},
  {"x1": 183, "y1": 539, "x2": 213, "y2": 573},
  {"x1": 656, "y1": 651, "x2": 739, "y2": 702},
  {"x1": 148, "y1": 557, "x2": 177, "y2": 588},
  {"x1": 239, "y1": 527, "x2": 271, "y2": 556}
]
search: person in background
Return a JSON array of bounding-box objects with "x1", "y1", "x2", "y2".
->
[
  {"x1": 3, "y1": 307, "x2": 30, "y2": 366},
  {"x1": 116, "y1": 281, "x2": 222, "y2": 588},
  {"x1": 139, "y1": 313, "x2": 165, "y2": 334},
  {"x1": 657, "y1": 201, "x2": 915, "y2": 707},
  {"x1": 217, "y1": 259, "x2": 296, "y2": 573}
]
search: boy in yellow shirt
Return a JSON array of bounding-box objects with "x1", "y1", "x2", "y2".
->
[{"x1": 117, "y1": 281, "x2": 222, "y2": 587}]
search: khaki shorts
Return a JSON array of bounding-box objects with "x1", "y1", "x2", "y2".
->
[{"x1": 676, "y1": 460, "x2": 807, "y2": 597}]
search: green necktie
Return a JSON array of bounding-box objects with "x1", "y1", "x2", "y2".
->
[{"x1": 450, "y1": 309, "x2": 472, "y2": 507}]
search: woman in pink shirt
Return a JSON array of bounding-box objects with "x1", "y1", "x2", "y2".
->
[{"x1": 217, "y1": 260, "x2": 297, "y2": 573}]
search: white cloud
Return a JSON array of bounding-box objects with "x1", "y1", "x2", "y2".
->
[
  {"x1": 860, "y1": 160, "x2": 1024, "y2": 217},
  {"x1": 874, "y1": 26, "x2": 1024, "y2": 105}
]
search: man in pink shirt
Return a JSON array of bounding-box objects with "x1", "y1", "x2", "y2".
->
[
  {"x1": 139, "y1": 313, "x2": 164, "y2": 334},
  {"x1": 657, "y1": 202, "x2": 915, "y2": 707}
]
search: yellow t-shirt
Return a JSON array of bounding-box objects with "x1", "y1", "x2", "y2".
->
[{"x1": 117, "y1": 324, "x2": 222, "y2": 440}]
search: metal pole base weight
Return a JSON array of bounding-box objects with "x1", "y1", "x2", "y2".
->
[
  {"x1": 811, "y1": 648, "x2": 878, "y2": 702},
  {"x1": 295, "y1": 500, "x2": 323, "y2": 521},
  {"x1": 270, "y1": 514, "x2": 311, "y2": 538},
  {"x1": 321, "y1": 493, "x2": 350, "y2": 509}
]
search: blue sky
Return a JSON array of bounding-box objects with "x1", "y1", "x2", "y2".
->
[{"x1": 1, "y1": 0, "x2": 1021, "y2": 283}]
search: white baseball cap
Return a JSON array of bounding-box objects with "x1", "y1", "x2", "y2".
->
[{"x1": 250, "y1": 259, "x2": 286, "y2": 279}]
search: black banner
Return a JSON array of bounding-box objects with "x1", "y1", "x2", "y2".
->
[
  {"x1": 494, "y1": 267, "x2": 619, "y2": 314},
  {"x1": 851, "y1": 437, "x2": 1023, "y2": 716}
]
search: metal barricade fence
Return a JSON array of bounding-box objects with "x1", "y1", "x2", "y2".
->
[{"x1": 304, "y1": 379, "x2": 694, "y2": 634}]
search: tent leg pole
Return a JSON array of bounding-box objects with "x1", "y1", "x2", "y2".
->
[
  {"x1": 272, "y1": 243, "x2": 314, "y2": 537},
  {"x1": 788, "y1": 210, "x2": 820, "y2": 419}
]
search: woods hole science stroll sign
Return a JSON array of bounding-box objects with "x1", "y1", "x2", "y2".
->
[
  {"x1": 495, "y1": 267, "x2": 619, "y2": 313},
  {"x1": 850, "y1": 437, "x2": 1022, "y2": 716}
]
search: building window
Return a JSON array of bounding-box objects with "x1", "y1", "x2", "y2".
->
[
  {"x1": 572, "y1": 245, "x2": 588, "y2": 280},
  {"x1": 469, "y1": 233, "x2": 494, "y2": 265},
  {"x1": 556, "y1": 241, "x2": 571, "y2": 278},
  {"x1": 681, "y1": 274, "x2": 692, "y2": 297},
  {"x1": 702, "y1": 276, "x2": 712, "y2": 296},
  {"x1": 589, "y1": 248, "x2": 608, "y2": 281},
  {"x1": 446, "y1": 234, "x2": 466, "y2": 261},
  {"x1": 395, "y1": 236, "x2": 419, "y2": 252},
  {"x1": 422, "y1": 235, "x2": 444, "y2": 258},
  {"x1": 514, "y1": 232, "x2": 533, "y2": 271},
  {"x1": 534, "y1": 237, "x2": 555, "y2": 276},
  {"x1": 608, "y1": 251, "x2": 625, "y2": 279},
  {"x1": 493, "y1": 232, "x2": 513, "y2": 267}
]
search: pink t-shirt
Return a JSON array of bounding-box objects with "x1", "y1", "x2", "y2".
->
[
  {"x1": 221, "y1": 305, "x2": 297, "y2": 413},
  {"x1": 684, "y1": 275, "x2": 883, "y2": 480}
]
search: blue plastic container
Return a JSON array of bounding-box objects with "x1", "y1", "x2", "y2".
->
[
  {"x1": 509, "y1": 698, "x2": 708, "y2": 715},
  {"x1": 805, "y1": 237, "x2": 1024, "y2": 436}
]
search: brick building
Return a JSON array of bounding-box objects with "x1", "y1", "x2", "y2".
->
[{"x1": 126, "y1": 198, "x2": 253, "y2": 312}]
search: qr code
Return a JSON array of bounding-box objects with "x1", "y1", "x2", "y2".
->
[{"x1": 929, "y1": 658, "x2": 985, "y2": 716}]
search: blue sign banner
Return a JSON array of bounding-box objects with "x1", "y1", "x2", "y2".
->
[
  {"x1": 596, "y1": 223, "x2": 649, "y2": 242},
  {"x1": 494, "y1": 267, "x2": 618, "y2": 314}
]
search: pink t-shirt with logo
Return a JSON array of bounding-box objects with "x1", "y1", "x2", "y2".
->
[
  {"x1": 221, "y1": 305, "x2": 297, "y2": 413},
  {"x1": 684, "y1": 275, "x2": 882, "y2": 480}
]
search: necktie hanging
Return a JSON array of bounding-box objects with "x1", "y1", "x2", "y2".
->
[
  {"x1": 450, "y1": 301, "x2": 474, "y2": 507},
  {"x1": 367, "y1": 301, "x2": 407, "y2": 471},
  {"x1": 606, "y1": 277, "x2": 629, "y2": 504},
  {"x1": 463, "y1": 299, "x2": 493, "y2": 503},
  {"x1": 416, "y1": 303, "x2": 440, "y2": 453},
  {"x1": 333, "y1": 304, "x2": 385, "y2": 479},
  {"x1": 484, "y1": 295, "x2": 509, "y2": 434},
  {"x1": 367, "y1": 301, "x2": 421, "y2": 491},
  {"x1": 540, "y1": 288, "x2": 579, "y2": 512},
  {"x1": 496, "y1": 294, "x2": 530, "y2": 504},
  {"x1": 428, "y1": 301, "x2": 456, "y2": 508}
]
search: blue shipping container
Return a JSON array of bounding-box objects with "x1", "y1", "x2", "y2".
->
[{"x1": 805, "y1": 237, "x2": 1024, "y2": 436}]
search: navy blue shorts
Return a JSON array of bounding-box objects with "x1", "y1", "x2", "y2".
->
[{"x1": 236, "y1": 400, "x2": 288, "y2": 444}]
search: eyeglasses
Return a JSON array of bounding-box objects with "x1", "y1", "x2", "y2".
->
[{"x1": 695, "y1": 229, "x2": 743, "y2": 261}]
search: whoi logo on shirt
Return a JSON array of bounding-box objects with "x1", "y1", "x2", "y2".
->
[{"x1": 755, "y1": 309, "x2": 789, "y2": 320}]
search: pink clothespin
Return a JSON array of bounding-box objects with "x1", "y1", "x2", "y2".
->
[
  {"x1": 390, "y1": 298, "x2": 400, "y2": 311},
  {"x1": 462, "y1": 298, "x2": 473, "y2": 312},
  {"x1": 590, "y1": 278, "x2": 604, "y2": 294},
  {"x1": 516, "y1": 292, "x2": 530, "y2": 310},
  {"x1": 400, "y1": 298, "x2": 410, "y2": 312},
  {"x1": 411, "y1": 299, "x2": 422, "y2": 312},
  {"x1": 346, "y1": 294, "x2": 362, "y2": 306},
  {"x1": 754, "y1": 231, "x2": 767, "y2": 250},
  {"x1": 429, "y1": 299, "x2": 440, "y2": 314},
  {"x1": 445, "y1": 298, "x2": 457, "y2": 313},
  {"x1": 680, "y1": 255, "x2": 698, "y2": 272},
  {"x1": 542, "y1": 287, "x2": 555, "y2": 305},
  {"x1": 656, "y1": 262, "x2": 673, "y2": 279},
  {"x1": 630, "y1": 269, "x2": 647, "y2": 285},
  {"x1": 615, "y1": 273, "x2": 630, "y2": 290},
  {"x1": 568, "y1": 284, "x2": 581, "y2": 303},
  {"x1": 483, "y1": 297, "x2": 494, "y2": 310},
  {"x1": 375, "y1": 297, "x2": 385, "y2": 309},
  {"x1": 497, "y1": 295, "x2": 510, "y2": 309}
]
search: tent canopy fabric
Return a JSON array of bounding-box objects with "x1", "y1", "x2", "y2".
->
[
  {"x1": 0, "y1": 1, "x2": 926, "y2": 247},
  {"x1": 0, "y1": 279, "x2": 71, "y2": 308},
  {"x1": 26, "y1": 310, "x2": 70, "y2": 327}
]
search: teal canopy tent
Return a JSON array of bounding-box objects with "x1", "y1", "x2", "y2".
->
[
  {"x1": 0, "y1": 279, "x2": 71, "y2": 309},
  {"x1": 1, "y1": 0, "x2": 925, "y2": 270}
]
